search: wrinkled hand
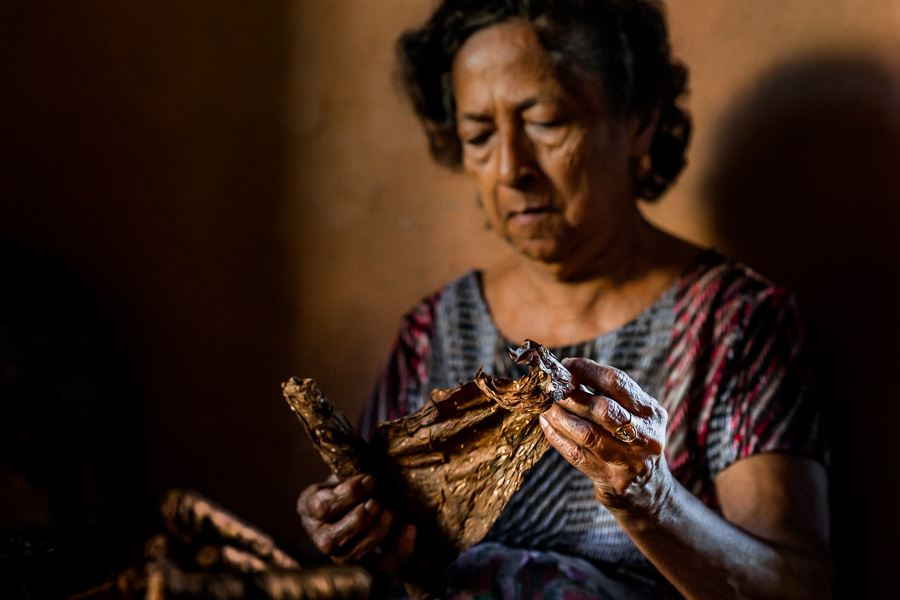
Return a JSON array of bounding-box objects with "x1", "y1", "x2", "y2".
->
[
  {"x1": 539, "y1": 358, "x2": 673, "y2": 518},
  {"x1": 297, "y1": 473, "x2": 416, "y2": 574}
]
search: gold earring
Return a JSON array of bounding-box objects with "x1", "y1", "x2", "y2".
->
[{"x1": 638, "y1": 153, "x2": 652, "y2": 175}]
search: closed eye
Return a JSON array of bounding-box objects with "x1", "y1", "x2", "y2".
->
[
  {"x1": 528, "y1": 119, "x2": 565, "y2": 129},
  {"x1": 464, "y1": 131, "x2": 493, "y2": 146}
]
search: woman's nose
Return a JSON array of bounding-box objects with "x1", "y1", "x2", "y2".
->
[{"x1": 497, "y1": 129, "x2": 536, "y2": 187}]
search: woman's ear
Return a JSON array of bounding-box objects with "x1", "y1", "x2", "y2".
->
[{"x1": 628, "y1": 107, "x2": 660, "y2": 159}]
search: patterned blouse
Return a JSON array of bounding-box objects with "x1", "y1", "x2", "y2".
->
[{"x1": 361, "y1": 249, "x2": 827, "y2": 597}]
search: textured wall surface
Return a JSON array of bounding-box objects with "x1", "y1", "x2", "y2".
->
[{"x1": 2, "y1": 1, "x2": 899, "y2": 596}]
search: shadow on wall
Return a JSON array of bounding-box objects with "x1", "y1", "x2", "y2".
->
[{"x1": 703, "y1": 53, "x2": 900, "y2": 598}]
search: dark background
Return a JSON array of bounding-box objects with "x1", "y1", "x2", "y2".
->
[
  {"x1": 2, "y1": 2, "x2": 899, "y2": 598},
  {"x1": 0, "y1": 3, "x2": 309, "y2": 594}
]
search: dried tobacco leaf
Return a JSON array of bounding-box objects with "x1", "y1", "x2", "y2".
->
[
  {"x1": 144, "y1": 560, "x2": 372, "y2": 600},
  {"x1": 282, "y1": 340, "x2": 572, "y2": 598},
  {"x1": 282, "y1": 379, "x2": 371, "y2": 479},
  {"x1": 92, "y1": 489, "x2": 372, "y2": 600},
  {"x1": 159, "y1": 488, "x2": 299, "y2": 570},
  {"x1": 476, "y1": 338, "x2": 576, "y2": 406}
]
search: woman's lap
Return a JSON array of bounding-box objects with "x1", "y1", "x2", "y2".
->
[{"x1": 389, "y1": 542, "x2": 670, "y2": 600}]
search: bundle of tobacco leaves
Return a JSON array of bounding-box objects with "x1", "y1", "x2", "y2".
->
[
  {"x1": 283, "y1": 340, "x2": 573, "y2": 599},
  {"x1": 67, "y1": 489, "x2": 372, "y2": 600}
]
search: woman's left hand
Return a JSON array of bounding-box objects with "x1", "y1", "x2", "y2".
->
[{"x1": 539, "y1": 357, "x2": 673, "y2": 518}]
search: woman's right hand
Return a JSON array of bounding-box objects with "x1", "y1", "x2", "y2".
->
[{"x1": 297, "y1": 473, "x2": 416, "y2": 573}]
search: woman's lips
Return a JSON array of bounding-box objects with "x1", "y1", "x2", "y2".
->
[{"x1": 507, "y1": 206, "x2": 557, "y2": 224}]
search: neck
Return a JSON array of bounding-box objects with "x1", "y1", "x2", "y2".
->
[
  {"x1": 523, "y1": 210, "x2": 661, "y2": 287},
  {"x1": 483, "y1": 215, "x2": 699, "y2": 346}
]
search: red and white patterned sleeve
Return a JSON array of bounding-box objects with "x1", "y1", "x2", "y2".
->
[
  {"x1": 721, "y1": 286, "x2": 827, "y2": 466},
  {"x1": 664, "y1": 256, "x2": 828, "y2": 502},
  {"x1": 358, "y1": 290, "x2": 441, "y2": 440}
]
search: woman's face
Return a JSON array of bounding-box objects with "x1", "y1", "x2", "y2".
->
[{"x1": 452, "y1": 20, "x2": 651, "y2": 267}]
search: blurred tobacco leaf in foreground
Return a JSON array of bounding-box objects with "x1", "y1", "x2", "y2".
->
[{"x1": 64, "y1": 488, "x2": 372, "y2": 600}]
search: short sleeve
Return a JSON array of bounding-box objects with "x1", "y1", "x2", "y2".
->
[
  {"x1": 358, "y1": 292, "x2": 440, "y2": 440},
  {"x1": 705, "y1": 287, "x2": 828, "y2": 479}
]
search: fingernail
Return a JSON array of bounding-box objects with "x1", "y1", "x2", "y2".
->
[
  {"x1": 539, "y1": 415, "x2": 549, "y2": 428},
  {"x1": 364, "y1": 498, "x2": 379, "y2": 513},
  {"x1": 361, "y1": 475, "x2": 375, "y2": 488}
]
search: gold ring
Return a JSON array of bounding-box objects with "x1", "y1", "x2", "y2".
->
[{"x1": 614, "y1": 415, "x2": 637, "y2": 444}]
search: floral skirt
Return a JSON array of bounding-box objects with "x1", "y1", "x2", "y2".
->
[{"x1": 388, "y1": 542, "x2": 675, "y2": 600}]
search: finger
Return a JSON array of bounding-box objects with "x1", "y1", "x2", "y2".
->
[
  {"x1": 379, "y1": 524, "x2": 417, "y2": 575},
  {"x1": 540, "y1": 406, "x2": 608, "y2": 455},
  {"x1": 555, "y1": 390, "x2": 666, "y2": 451},
  {"x1": 305, "y1": 474, "x2": 377, "y2": 521},
  {"x1": 297, "y1": 473, "x2": 340, "y2": 515},
  {"x1": 335, "y1": 507, "x2": 395, "y2": 564},
  {"x1": 556, "y1": 390, "x2": 633, "y2": 434},
  {"x1": 314, "y1": 497, "x2": 382, "y2": 557},
  {"x1": 539, "y1": 414, "x2": 608, "y2": 476},
  {"x1": 563, "y1": 358, "x2": 654, "y2": 417}
]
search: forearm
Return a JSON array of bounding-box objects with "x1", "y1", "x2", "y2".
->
[
  {"x1": 613, "y1": 480, "x2": 832, "y2": 600},
  {"x1": 541, "y1": 360, "x2": 831, "y2": 599}
]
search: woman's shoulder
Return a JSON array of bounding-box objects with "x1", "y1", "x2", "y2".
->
[
  {"x1": 675, "y1": 248, "x2": 800, "y2": 335},
  {"x1": 399, "y1": 269, "x2": 484, "y2": 327},
  {"x1": 679, "y1": 248, "x2": 791, "y2": 304}
]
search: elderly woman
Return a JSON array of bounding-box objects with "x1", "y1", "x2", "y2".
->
[{"x1": 297, "y1": 0, "x2": 831, "y2": 598}]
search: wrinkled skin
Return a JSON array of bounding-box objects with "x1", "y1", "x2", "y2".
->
[
  {"x1": 296, "y1": 473, "x2": 417, "y2": 574},
  {"x1": 452, "y1": 20, "x2": 654, "y2": 281},
  {"x1": 539, "y1": 357, "x2": 672, "y2": 517}
]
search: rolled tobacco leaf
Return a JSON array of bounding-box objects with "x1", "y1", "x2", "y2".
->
[
  {"x1": 282, "y1": 339, "x2": 572, "y2": 598},
  {"x1": 159, "y1": 488, "x2": 300, "y2": 570},
  {"x1": 144, "y1": 560, "x2": 372, "y2": 600},
  {"x1": 71, "y1": 488, "x2": 374, "y2": 600}
]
